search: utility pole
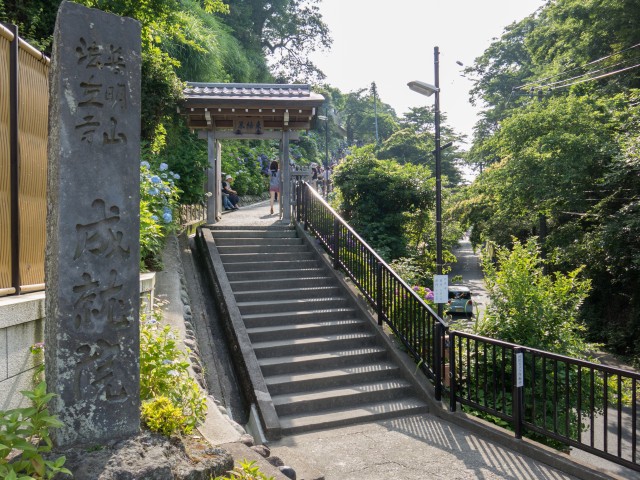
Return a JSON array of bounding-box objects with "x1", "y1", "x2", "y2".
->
[{"x1": 371, "y1": 81, "x2": 379, "y2": 145}]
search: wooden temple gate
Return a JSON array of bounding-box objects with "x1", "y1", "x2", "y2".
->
[{"x1": 180, "y1": 83, "x2": 324, "y2": 224}]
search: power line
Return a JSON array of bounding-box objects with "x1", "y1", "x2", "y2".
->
[
  {"x1": 514, "y1": 42, "x2": 640, "y2": 90},
  {"x1": 545, "y1": 61, "x2": 640, "y2": 91},
  {"x1": 534, "y1": 55, "x2": 640, "y2": 90}
]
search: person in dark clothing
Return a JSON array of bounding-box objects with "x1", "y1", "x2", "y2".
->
[
  {"x1": 222, "y1": 174, "x2": 240, "y2": 209},
  {"x1": 269, "y1": 161, "x2": 281, "y2": 215}
]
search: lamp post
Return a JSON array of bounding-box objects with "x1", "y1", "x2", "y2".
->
[{"x1": 408, "y1": 46, "x2": 444, "y2": 319}]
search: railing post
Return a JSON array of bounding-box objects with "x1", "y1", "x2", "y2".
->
[
  {"x1": 9, "y1": 24, "x2": 20, "y2": 295},
  {"x1": 434, "y1": 321, "x2": 443, "y2": 401},
  {"x1": 333, "y1": 216, "x2": 339, "y2": 270},
  {"x1": 449, "y1": 331, "x2": 456, "y2": 412},
  {"x1": 303, "y1": 183, "x2": 309, "y2": 231},
  {"x1": 295, "y1": 181, "x2": 301, "y2": 223},
  {"x1": 376, "y1": 261, "x2": 383, "y2": 326},
  {"x1": 513, "y1": 347, "x2": 525, "y2": 439}
]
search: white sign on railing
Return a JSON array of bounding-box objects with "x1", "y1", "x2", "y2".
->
[
  {"x1": 434, "y1": 274, "x2": 448, "y2": 304},
  {"x1": 516, "y1": 352, "x2": 524, "y2": 387}
]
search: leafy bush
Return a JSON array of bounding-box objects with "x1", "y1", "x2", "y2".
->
[
  {"x1": 140, "y1": 159, "x2": 182, "y2": 270},
  {"x1": 213, "y1": 459, "x2": 274, "y2": 480},
  {"x1": 140, "y1": 304, "x2": 207, "y2": 436},
  {"x1": 475, "y1": 237, "x2": 591, "y2": 357},
  {"x1": 0, "y1": 382, "x2": 71, "y2": 480},
  {"x1": 141, "y1": 396, "x2": 188, "y2": 436},
  {"x1": 221, "y1": 141, "x2": 277, "y2": 196}
]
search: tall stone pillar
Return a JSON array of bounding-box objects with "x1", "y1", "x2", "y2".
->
[{"x1": 45, "y1": 1, "x2": 141, "y2": 447}]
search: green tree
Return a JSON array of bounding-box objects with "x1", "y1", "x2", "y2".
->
[
  {"x1": 476, "y1": 238, "x2": 591, "y2": 357},
  {"x1": 332, "y1": 145, "x2": 435, "y2": 260},
  {"x1": 224, "y1": 0, "x2": 331, "y2": 82}
]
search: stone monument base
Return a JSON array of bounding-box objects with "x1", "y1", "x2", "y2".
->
[{"x1": 51, "y1": 431, "x2": 233, "y2": 479}]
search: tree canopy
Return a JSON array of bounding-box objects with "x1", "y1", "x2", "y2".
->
[{"x1": 458, "y1": 0, "x2": 640, "y2": 359}]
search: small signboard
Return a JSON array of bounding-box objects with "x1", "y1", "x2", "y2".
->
[
  {"x1": 516, "y1": 352, "x2": 524, "y2": 387},
  {"x1": 433, "y1": 274, "x2": 448, "y2": 304},
  {"x1": 233, "y1": 117, "x2": 263, "y2": 134}
]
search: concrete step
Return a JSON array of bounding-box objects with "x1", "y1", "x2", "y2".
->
[
  {"x1": 252, "y1": 331, "x2": 377, "y2": 358},
  {"x1": 223, "y1": 260, "x2": 320, "y2": 272},
  {"x1": 242, "y1": 308, "x2": 358, "y2": 328},
  {"x1": 272, "y1": 379, "x2": 415, "y2": 416},
  {"x1": 246, "y1": 318, "x2": 365, "y2": 343},
  {"x1": 229, "y1": 278, "x2": 336, "y2": 292},
  {"x1": 211, "y1": 229, "x2": 297, "y2": 239},
  {"x1": 215, "y1": 237, "x2": 303, "y2": 247},
  {"x1": 265, "y1": 361, "x2": 400, "y2": 395},
  {"x1": 237, "y1": 297, "x2": 350, "y2": 315},
  {"x1": 258, "y1": 346, "x2": 389, "y2": 376},
  {"x1": 226, "y1": 268, "x2": 326, "y2": 282},
  {"x1": 219, "y1": 252, "x2": 316, "y2": 263},
  {"x1": 217, "y1": 244, "x2": 308, "y2": 254},
  {"x1": 278, "y1": 398, "x2": 429, "y2": 436},
  {"x1": 234, "y1": 285, "x2": 341, "y2": 301}
]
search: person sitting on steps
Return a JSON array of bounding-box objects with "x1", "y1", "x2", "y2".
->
[{"x1": 222, "y1": 174, "x2": 240, "y2": 209}]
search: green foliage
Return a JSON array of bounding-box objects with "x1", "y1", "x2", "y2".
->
[
  {"x1": 224, "y1": 0, "x2": 332, "y2": 82},
  {"x1": 214, "y1": 459, "x2": 274, "y2": 480},
  {"x1": 140, "y1": 304, "x2": 207, "y2": 435},
  {"x1": 476, "y1": 238, "x2": 592, "y2": 357},
  {"x1": 141, "y1": 396, "x2": 189, "y2": 436},
  {"x1": 332, "y1": 146, "x2": 435, "y2": 260},
  {"x1": 221, "y1": 141, "x2": 276, "y2": 196},
  {"x1": 139, "y1": 158, "x2": 182, "y2": 270},
  {"x1": 0, "y1": 382, "x2": 71, "y2": 480}
]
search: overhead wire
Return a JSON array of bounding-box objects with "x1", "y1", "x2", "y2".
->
[
  {"x1": 514, "y1": 42, "x2": 640, "y2": 91},
  {"x1": 545, "y1": 61, "x2": 640, "y2": 90},
  {"x1": 535, "y1": 54, "x2": 640, "y2": 90}
]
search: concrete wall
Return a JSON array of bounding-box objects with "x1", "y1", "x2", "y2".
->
[{"x1": 0, "y1": 272, "x2": 156, "y2": 411}]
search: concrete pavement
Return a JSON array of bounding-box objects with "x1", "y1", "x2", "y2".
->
[{"x1": 271, "y1": 414, "x2": 580, "y2": 480}]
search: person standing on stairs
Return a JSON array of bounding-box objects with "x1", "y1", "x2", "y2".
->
[{"x1": 269, "y1": 160, "x2": 281, "y2": 215}]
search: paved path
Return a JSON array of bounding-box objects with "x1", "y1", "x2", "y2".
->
[
  {"x1": 271, "y1": 415, "x2": 579, "y2": 480},
  {"x1": 448, "y1": 234, "x2": 488, "y2": 327}
]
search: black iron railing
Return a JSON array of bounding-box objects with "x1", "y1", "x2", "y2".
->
[
  {"x1": 295, "y1": 181, "x2": 448, "y2": 393},
  {"x1": 450, "y1": 330, "x2": 640, "y2": 471},
  {"x1": 294, "y1": 180, "x2": 640, "y2": 473}
]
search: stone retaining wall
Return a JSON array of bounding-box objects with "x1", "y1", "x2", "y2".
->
[{"x1": 0, "y1": 272, "x2": 156, "y2": 410}]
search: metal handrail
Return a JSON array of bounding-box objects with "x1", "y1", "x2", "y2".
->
[
  {"x1": 450, "y1": 330, "x2": 640, "y2": 472},
  {"x1": 295, "y1": 181, "x2": 448, "y2": 396}
]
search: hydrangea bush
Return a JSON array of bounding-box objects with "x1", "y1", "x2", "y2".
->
[{"x1": 140, "y1": 160, "x2": 181, "y2": 270}]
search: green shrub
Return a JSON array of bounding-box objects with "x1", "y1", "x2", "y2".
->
[
  {"x1": 140, "y1": 304, "x2": 207, "y2": 436},
  {"x1": 141, "y1": 396, "x2": 189, "y2": 436},
  {"x1": 0, "y1": 382, "x2": 71, "y2": 480},
  {"x1": 139, "y1": 159, "x2": 182, "y2": 270},
  {"x1": 213, "y1": 459, "x2": 275, "y2": 480}
]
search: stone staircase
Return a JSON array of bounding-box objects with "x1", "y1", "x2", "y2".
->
[{"x1": 204, "y1": 225, "x2": 429, "y2": 436}]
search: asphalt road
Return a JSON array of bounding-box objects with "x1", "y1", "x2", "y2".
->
[{"x1": 447, "y1": 234, "x2": 488, "y2": 327}]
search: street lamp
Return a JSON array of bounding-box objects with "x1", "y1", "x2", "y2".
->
[{"x1": 408, "y1": 46, "x2": 445, "y2": 320}]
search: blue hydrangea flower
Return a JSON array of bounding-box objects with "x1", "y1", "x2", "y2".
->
[
  {"x1": 148, "y1": 187, "x2": 159, "y2": 196},
  {"x1": 141, "y1": 161, "x2": 150, "y2": 168},
  {"x1": 173, "y1": 173, "x2": 180, "y2": 179},
  {"x1": 151, "y1": 175, "x2": 161, "y2": 184},
  {"x1": 159, "y1": 163, "x2": 168, "y2": 171},
  {"x1": 151, "y1": 215, "x2": 159, "y2": 221},
  {"x1": 163, "y1": 212, "x2": 173, "y2": 223}
]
